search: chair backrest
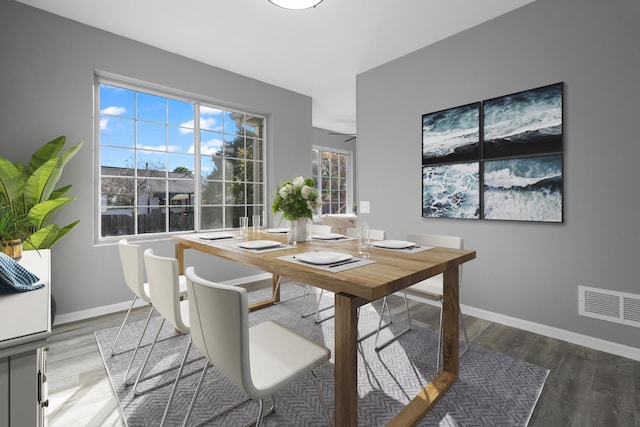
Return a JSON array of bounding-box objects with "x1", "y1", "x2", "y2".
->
[
  {"x1": 346, "y1": 227, "x2": 386, "y2": 240},
  {"x1": 321, "y1": 215, "x2": 356, "y2": 234},
  {"x1": 143, "y1": 249, "x2": 189, "y2": 333},
  {"x1": 117, "y1": 239, "x2": 150, "y2": 304},
  {"x1": 406, "y1": 233, "x2": 464, "y2": 282},
  {"x1": 185, "y1": 267, "x2": 252, "y2": 396},
  {"x1": 310, "y1": 224, "x2": 332, "y2": 235}
]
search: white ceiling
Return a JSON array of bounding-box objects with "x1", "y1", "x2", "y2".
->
[{"x1": 18, "y1": 0, "x2": 534, "y2": 135}]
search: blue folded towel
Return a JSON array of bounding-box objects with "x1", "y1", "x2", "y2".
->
[{"x1": 0, "y1": 252, "x2": 43, "y2": 295}]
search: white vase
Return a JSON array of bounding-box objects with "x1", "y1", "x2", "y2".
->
[{"x1": 289, "y1": 217, "x2": 309, "y2": 243}]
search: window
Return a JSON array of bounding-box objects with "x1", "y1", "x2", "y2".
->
[
  {"x1": 97, "y1": 78, "x2": 265, "y2": 239},
  {"x1": 311, "y1": 147, "x2": 352, "y2": 215}
]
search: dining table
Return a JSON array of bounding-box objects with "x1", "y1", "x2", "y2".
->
[{"x1": 172, "y1": 229, "x2": 476, "y2": 426}]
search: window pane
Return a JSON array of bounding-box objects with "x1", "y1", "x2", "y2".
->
[
  {"x1": 101, "y1": 207, "x2": 134, "y2": 237},
  {"x1": 225, "y1": 181, "x2": 245, "y2": 204},
  {"x1": 137, "y1": 92, "x2": 166, "y2": 123},
  {"x1": 247, "y1": 183, "x2": 263, "y2": 205},
  {"x1": 137, "y1": 122, "x2": 166, "y2": 150},
  {"x1": 137, "y1": 150, "x2": 167, "y2": 177},
  {"x1": 137, "y1": 178, "x2": 165, "y2": 206},
  {"x1": 247, "y1": 137, "x2": 263, "y2": 161},
  {"x1": 224, "y1": 111, "x2": 241, "y2": 134},
  {"x1": 244, "y1": 114, "x2": 264, "y2": 139},
  {"x1": 101, "y1": 177, "x2": 135, "y2": 206},
  {"x1": 201, "y1": 155, "x2": 223, "y2": 181},
  {"x1": 137, "y1": 207, "x2": 166, "y2": 234},
  {"x1": 168, "y1": 153, "x2": 194, "y2": 175},
  {"x1": 225, "y1": 206, "x2": 247, "y2": 229},
  {"x1": 168, "y1": 99, "x2": 194, "y2": 127},
  {"x1": 201, "y1": 180, "x2": 223, "y2": 205},
  {"x1": 100, "y1": 117, "x2": 134, "y2": 147},
  {"x1": 169, "y1": 206, "x2": 193, "y2": 232},
  {"x1": 200, "y1": 106, "x2": 223, "y2": 131},
  {"x1": 201, "y1": 130, "x2": 224, "y2": 156},
  {"x1": 100, "y1": 84, "x2": 134, "y2": 119},
  {"x1": 100, "y1": 147, "x2": 135, "y2": 172},
  {"x1": 225, "y1": 158, "x2": 245, "y2": 181},
  {"x1": 224, "y1": 133, "x2": 242, "y2": 158},
  {"x1": 168, "y1": 127, "x2": 194, "y2": 153},
  {"x1": 200, "y1": 206, "x2": 223, "y2": 230}
]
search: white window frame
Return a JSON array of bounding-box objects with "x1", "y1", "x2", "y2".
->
[
  {"x1": 94, "y1": 73, "x2": 267, "y2": 243},
  {"x1": 312, "y1": 145, "x2": 353, "y2": 217}
]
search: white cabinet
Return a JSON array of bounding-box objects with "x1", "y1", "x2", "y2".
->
[{"x1": 0, "y1": 250, "x2": 51, "y2": 427}]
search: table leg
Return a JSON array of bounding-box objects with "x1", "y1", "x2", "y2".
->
[
  {"x1": 334, "y1": 293, "x2": 363, "y2": 427},
  {"x1": 175, "y1": 243, "x2": 186, "y2": 275},
  {"x1": 441, "y1": 267, "x2": 460, "y2": 375},
  {"x1": 388, "y1": 267, "x2": 460, "y2": 425}
]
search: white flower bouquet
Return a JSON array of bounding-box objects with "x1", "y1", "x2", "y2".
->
[{"x1": 271, "y1": 176, "x2": 322, "y2": 220}]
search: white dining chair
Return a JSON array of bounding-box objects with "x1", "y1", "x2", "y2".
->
[
  {"x1": 321, "y1": 214, "x2": 356, "y2": 235},
  {"x1": 272, "y1": 223, "x2": 332, "y2": 313},
  {"x1": 113, "y1": 240, "x2": 189, "y2": 383},
  {"x1": 183, "y1": 267, "x2": 332, "y2": 427},
  {"x1": 373, "y1": 233, "x2": 469, "y2": 371},
  {"x1": 135, "y1": 249, "x2": 199, "y2": 426},
  {"x1": 311, "y1": 227, "x2": 387, "y2": 324}
]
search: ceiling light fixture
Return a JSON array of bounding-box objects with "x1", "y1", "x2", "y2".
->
[{"x1": 268, "y1": 0, "x2": 323, "y2": 10}]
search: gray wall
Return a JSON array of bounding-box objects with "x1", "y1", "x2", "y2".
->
[
  {"x1": 0, "y1": 1, "x2": 312, "y2": 318},
  {"x1": 357, "y1": 0, "x2": 640, "y2": 349}
]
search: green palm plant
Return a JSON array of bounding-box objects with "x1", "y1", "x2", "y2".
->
[{"x1": 0, "y1": 136, "x2": 83, "y2": 249}]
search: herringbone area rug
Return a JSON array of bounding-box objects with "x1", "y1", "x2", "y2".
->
[{"x1": 95, "y1": 285, "x2": 548, "y2": 426}]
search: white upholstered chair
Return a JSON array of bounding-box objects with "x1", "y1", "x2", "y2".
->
[
  {"x1": 136, "y1": 249, "x2": 196, "y2": 426},
  {"x1": 313, "y1": 228, "x2": 387, "y2": 324},
  {"x1": 374, "y1": 233, "x2": 469, "y2": 370},
  {"x1": 183, "y1": 267, "x2": 332, "y2": 427},
  {"x1": 113, "y1": 240, "x2": 188, "y2": 383},
  {"x1": 321, "y1": 214, "x2": 356, "y2": 235}
]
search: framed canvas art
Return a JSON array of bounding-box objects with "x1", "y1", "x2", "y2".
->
[
  {"x1": 483, "y1": 83, "x2": 563, "y2": 159},
  {"x1": 422, "y1": 162, "x2": 480, "y2": 219},
  {"x1": 483, "y1": 154, "x2": 563, "y2": 222},
  {"x1": 422, "y1": 102, "x2": 480, "y2": 165}
]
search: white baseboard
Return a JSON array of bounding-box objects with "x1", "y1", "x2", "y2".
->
[
  {"x1": 55, "y1": 275, "x2": 639, "y2": 362},
  {"x1": 404, "y1": 293, "x2": 640, "y2": 362},
  {"x1": 53, "y1": 273, "x2": 273, "y2": 326}
]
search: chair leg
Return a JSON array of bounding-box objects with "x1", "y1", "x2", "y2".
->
[
  {"x1": 310, "y1": 370, "x2": 332, "y2": 427},
  {"x1": 357, "y1": 298, "x2": 393, "y2": 342},
  {"x1": 183, "y1": 359, "x2": 253, "y2": 427},
  {"x1": 273, "y1": 276, "x2": 310, "y2": 305},
  {"x1": 129, "y1": 317, "x2": 165, "y2": 389},
  {"x1": 374, "y1": 293, "x2": 412, "y2": 352},
  {"x1": 122, "y1": 305, "x2": 154, "y2": 384},
  {"x1": 311, "y1": 289, "x2": 335, "y2": 323},
  {"x1": 160, "y1": 336, "x2": 192, "y2": 427},
  {"x1": 255, "y1": 400, "x2": 265, "y2": 427},
  {"x1": 110, "y1": 294, "x2": 138, "y2": 356}
]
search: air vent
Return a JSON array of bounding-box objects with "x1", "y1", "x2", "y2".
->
[{"x1": 579, "y1": 286, "x2": 640, "y2": 328}]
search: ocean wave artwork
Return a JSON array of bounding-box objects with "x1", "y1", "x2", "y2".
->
[
  {"x1": 423, "y1": 162, "x2": 480, "y2": 219},
  {"x1": 422, "y1": 102, "x2": 480, "y2": 165},
  {"x1": 483, "y1": 154, "x2": 563, "y2": 222},
  {"x1": 484, "y1": 83, "x2": 563, "y2": 159}
]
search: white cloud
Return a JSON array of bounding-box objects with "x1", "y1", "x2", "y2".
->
[
  {"x1": 100, "y1": 117, "x2": 110, "y2": 131},
  {"x1": 200, "y1": 106, "x2": 222, "y2": 116},
  {"x1": 101, "y1": 106, "x2": 126, "y2": 116},
  {"x1": 201, "y1": 138, "x2": 223, "y2": 156}
]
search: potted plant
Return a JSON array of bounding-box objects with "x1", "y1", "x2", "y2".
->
[
  {"x1": 0, "y1": 206, "x2": 30, "y2": 260},
  {"x1": 0, "y1": 135, "x2": 83, "y2": 323},
  {"x1": 0, "y1": 135, "x2": 83, "y2": 249}
]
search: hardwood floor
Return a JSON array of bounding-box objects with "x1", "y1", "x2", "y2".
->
[{"x1": 47, "y1": 281, "x2": 640, "y2": 426}]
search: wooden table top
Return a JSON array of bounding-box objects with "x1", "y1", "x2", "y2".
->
[{"x1": 172, "y1": 232, "x2": 476, "y2": 301}]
